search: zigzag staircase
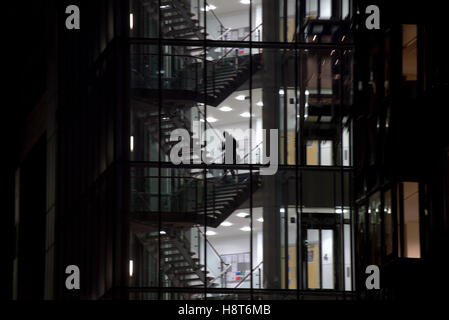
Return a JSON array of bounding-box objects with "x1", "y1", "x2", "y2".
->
[{"x1": 135, "y1": 229, "x2": 218, "y2": 291}]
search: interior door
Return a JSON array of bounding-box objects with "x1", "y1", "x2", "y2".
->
[{"x1": 303, "y1": 226, "x2": 336, "y2": 290}]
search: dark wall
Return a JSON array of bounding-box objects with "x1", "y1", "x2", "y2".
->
[{"x1": 17, "y1": 135, "x2": 47, "y2": 300}]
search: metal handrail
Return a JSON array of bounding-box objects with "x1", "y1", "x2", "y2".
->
[
  {"x1": 234, "y1": 260, "x2": 263, "y2": 288},
  {"x1": 196, "y1": 226, "x2": 230, "y2": 269},
  {"x1": 205, "y1": 1, "x2": 227, "y2": 35},
  {"x1": 209, "y1": 263, "x2": 233, "y2": 284},
  {"x1": 214, "y1": 23, "x2": 263, "y2": 65}
]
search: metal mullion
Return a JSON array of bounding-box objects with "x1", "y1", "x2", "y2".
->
[
  {"x1": 338, "y1": 46, "x2": 346, "y2": 293},
  {"x1": 249, "y1": 0, "x2": 254, "y2": 298},
  {"x1": 157, "y1": 0, "x2": 162, "y2": 300},
  {"x1": 318, "y1": 228, "x2": 322, "y2": 289},
  {"x1": 202, "y1": 0, "x2": 207, "y2": 300},
  {"x1": 294, "y1": 0, "x2": 300, "y2": 298},
  {"x1": 398, "y1": 182, "x2": 405, "y2": 257}
]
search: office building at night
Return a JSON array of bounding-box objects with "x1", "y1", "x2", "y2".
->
[{"x1": 3, "y1": 0, "x2": 448, "y2": 301}]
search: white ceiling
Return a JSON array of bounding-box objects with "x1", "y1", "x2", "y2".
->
[
  {"x1": 204, "y1": 88, "x2": 263, "y2": 126},
  {"x1": 206, "y1": 0, "x2": 261, "y2": 15},
  {"x1": 206, "y1": 207, "x2": 263, "y2": 239}
]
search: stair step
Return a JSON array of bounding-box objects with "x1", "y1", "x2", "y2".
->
[
  {"x1": 177, "y1": 33, "x2": 207, "y2": 39},
  {"x1": 163, "y1": 12, "x2": 195, "y2": 19},
  {"x1": 163, "y1": 253, "x2": 183, "y2": 258},
  {"x1": 166, "y1": 27, "x2": 204, "y2": 37},
  {"x1": 174, "y1": 270, "x2": 200, "y2": 275},
  {"x1": 187, "y1": 47, "x2": 203, "y2": 52}
]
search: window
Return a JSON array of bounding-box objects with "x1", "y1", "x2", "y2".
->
[
  {"x1": 384, "y1": 189, "x2": 393, "y2": 256},
  {"x1": 401, "y1": 182, "x2": 421, "y2": 258},
  {"x1": 402, "y1": 24, "x2": 418, "y2": 98}
]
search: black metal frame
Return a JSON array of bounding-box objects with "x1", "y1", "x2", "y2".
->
[{"x1": 127, "y1": 0, "x2": 355, "y2": 300}]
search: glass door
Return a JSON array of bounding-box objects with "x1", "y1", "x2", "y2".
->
[{"x1": 302, "y1": 226, "x2": 336, "y2": 290}]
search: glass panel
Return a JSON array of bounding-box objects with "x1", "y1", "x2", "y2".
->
[
  {"x1": 129, "y1": 0, "x2": 159, "y2": 38},
  {"x1": 306, "y1": 229, "x2": 320, "y2": 289},
  {"x1": 344, "y1": 224, "x2": 352, "y2": 291},
  {"x1": 205, "y1": 0, "x2": 250, "y2": 41},
  {"x1": 319, "y1": 0, "x2": 332, "y2": 19},
  {"x1": 342, "y1": 0, "x2": 350, "y2": 19},
  {"x1": 321, "y1": 229, "x2": 334, "y2": 289},
  {"x1": 402, "y1": 24, "x2": 417, "y2": 98},
  {"x1": 368, "y1": 192, "x2": 381, "y2": 265},
  {"x1": 306, "y1": 0, "x2": 318, "y2": 19},
  {"x1": 384, "y1": 189, "x2": 393, "y2": 256},
  {"x1": 403, "y1": 182, "x2": 420, "y2": 258}
]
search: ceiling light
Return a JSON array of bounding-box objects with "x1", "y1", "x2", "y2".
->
[
  {"x1": 160, "y1": 230, "x2": 166, "y2": 235},
  {"x1": 206, "y1": 230, "x2": 217, "y2": 236},
  {"x1": 240, "y1": 226, "x2": 251, "y2": 232},
  {"x1": 257, "y1": 217, "x2": 264, "y2": 222},
  {"x1": 129, "y1": 260, "x2": 133, "y2": 277},
  {"x1": 206, "y1": 117, "x2": 218, "y2": 123},
  {"x1": 129, "y1": 13, "x2": 134, "y2": 30},
  {"x1": 200, "y1": 119, "x2": 205, "y2": 122},
  {"x1": 160, "y1": 5, "x2": 170, "y2": 9},
  {"x1": 221, "y1": 221, "x2": 233, "y2": 227},
  {"x1": 235, "y1": 95, "x2": 246, "y2": 101},
  {"x1": 130, "y1": 136, "x2": 134, "y2": 152},
  {"x1": 219, "y1": 106, "x2": 233, "y2": 112},
  {"x1": 201, "y1": 4, "x2": 216, "y2": 11},
  {"x1": 305, "y1": 90, "x2": 310, "y2": 95},
  {"x1": 240, "y1": 0, "x2": 251, "y2": 4},
  {"x1": 279, "y1": 89, "x2": 285, "y2": 95},
  {"x1": 256, "y1": 101, "x2": 263, "y2": 107},
  {"x1": 236, "y1": 212, "x2": 249, "y2": 218},
  {"x1": 240, "y1": 112, "x2": 252, "y2": 118}
]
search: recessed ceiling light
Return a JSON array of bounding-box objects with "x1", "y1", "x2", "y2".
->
[
  {"x1": 206, "y1": 230, "x2": 217, "y2": 236},
  {"x1": 219, "y1": 106, "x2": 233, "y2": 112},
  {"x1": 257, "y1": 217, "x2": 264, "y2": 222},
  {"x1": 221, "y1": 221, "x2": 233, "y2": 227},
  {"x1": 235, "y1": 95, "x2": 246, "y2": 101},
  {"x1": 240, "y1": 112, "x2": 252, "y2": 118},
  {"x1": 240, "y1": 226, "x2": 251, "y2": 232},
  {"x1": 160, "y1": 5, "x2": 170, "y2": 9},
  {"x1": 206, "y1": 117, "x2": 218, "y2": 123},
  {"x1": 160, "y1": 230, "x2": 166, "y2": 235},
  {"x1": 280, "y1": 208, "x2": 285, "y2": 213},
  {"x1": 279, "y1": 89, "x2": 285, "y2": 95},
  {"x1": 256, "y1": 101, "x2": 263, "y2": 107},
  {"x1": 201, "y1": 4, "x2": 216, "y2": 11},
  {"x1": 236, "y1": 212, "x2": 249, "y2": 218},
  {"x1": 240, "y1": 0, "x2": 251, "y2": 4}
]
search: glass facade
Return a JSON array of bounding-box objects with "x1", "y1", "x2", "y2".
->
[{"x1": 128, "y1": 0, "x2": 354, "y2": 299}]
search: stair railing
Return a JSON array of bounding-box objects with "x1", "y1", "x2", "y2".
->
[
  {"x1": 214, "y1": 23, "x2": 263, "y2": 64},
  {"x1": 196, "y1": 226, "x2": 231, "y2": 287},
  {"x1": 234, "y1": 260, "x2": 263, "y2": 289}
]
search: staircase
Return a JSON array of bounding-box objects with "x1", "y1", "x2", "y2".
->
[
  {"x1": 143, "y1": 107, "x2": 204, "y2": 164},
  {"x1": 196, "y1": 173, "x2": 262, "y2": 227},
  {"x1": 132, "y1": 172, "x2": 261, "y2": 228},
  {"x1": 142, "y1": 0, "x2": 207, "y2": 41},
  {"x1": 136, "y1": 229, "x2": 220, "y2": 293},
  {"x1": 199, "y1": 54, "x2": 262, "y2": 107}
]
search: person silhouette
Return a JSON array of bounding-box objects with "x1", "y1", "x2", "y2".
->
[{"x1": 222, "y1": 131, "x2": 237, "y2": 177}]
